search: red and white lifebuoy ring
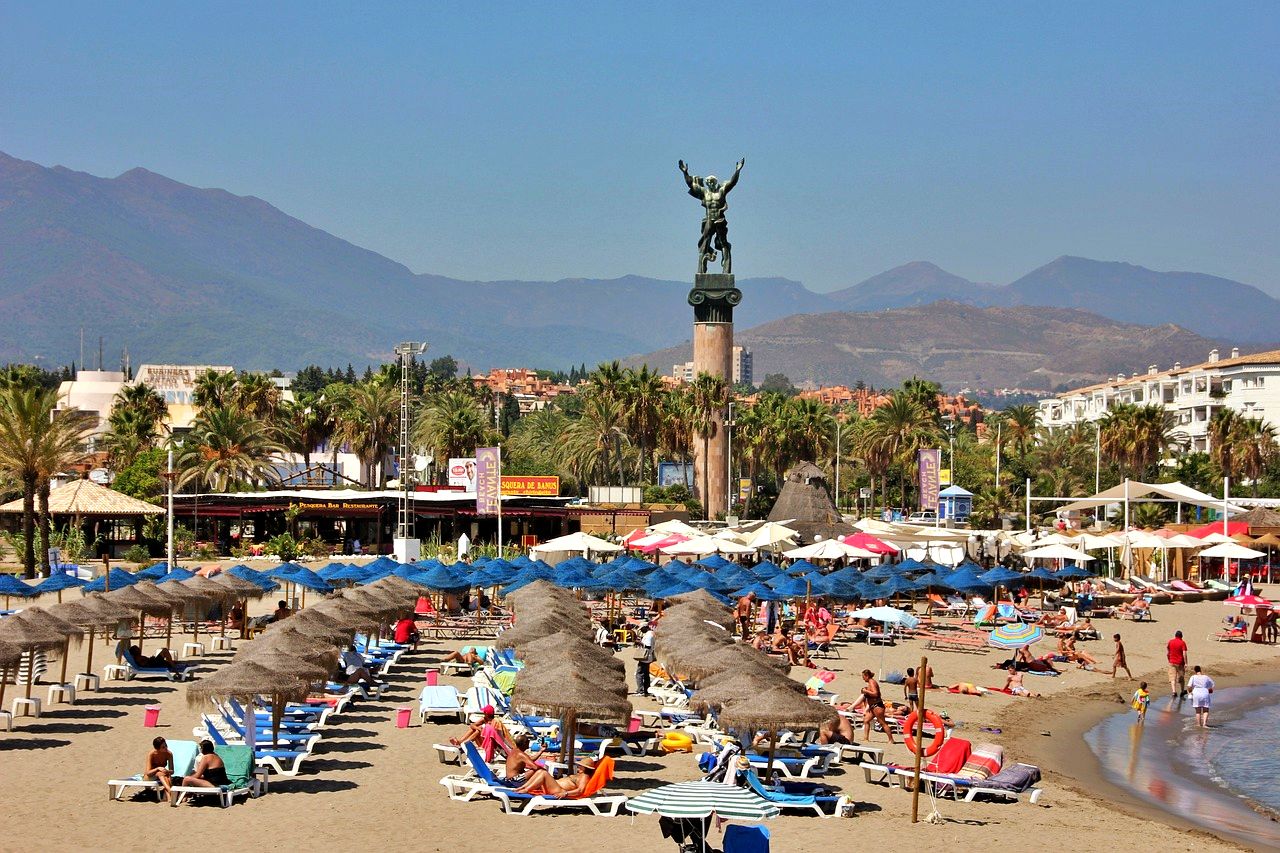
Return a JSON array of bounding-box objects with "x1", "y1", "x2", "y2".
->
[{"x1": 903, "y1": 709, "x2": 945, "y2": 756}]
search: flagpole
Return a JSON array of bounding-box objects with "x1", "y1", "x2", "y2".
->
[{"x1": 497, "y1": 449, "x2": 504, "y2": 559}]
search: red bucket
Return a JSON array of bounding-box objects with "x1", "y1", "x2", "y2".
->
[
  {"x1": 425, "y1": 669, "x2": 439, "y2": 686},
  {"x1": 143, "y1": 705, "x2": 161, "y2": 727},
  {"x1": 395, "y1": 707, "x2": 412, "y2": 729}
]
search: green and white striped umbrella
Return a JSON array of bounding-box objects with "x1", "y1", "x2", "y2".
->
[{"x1": 626, "y1": 781, "x2": 780, "y2": 821}]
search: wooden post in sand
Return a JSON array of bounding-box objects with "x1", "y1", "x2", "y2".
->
[{"x1": 911, "y1": 654, "x2": 929, "y2": 823}]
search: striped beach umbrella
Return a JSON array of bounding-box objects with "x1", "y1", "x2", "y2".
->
[
  {"x1": 626, "y1": 781, "x2": 780, "y2": 821},
  {"x1": 987, "y1": 623, "x2": 1043, "y2": 649}
]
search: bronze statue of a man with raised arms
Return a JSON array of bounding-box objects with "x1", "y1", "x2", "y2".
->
[{"x1": 679, "y1": 158, "x2": 745, "y2": 275}]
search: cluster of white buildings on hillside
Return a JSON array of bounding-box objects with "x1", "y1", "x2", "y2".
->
[{"x1": 1037, "y1": 347, "x2": 1280, "y2": 453}]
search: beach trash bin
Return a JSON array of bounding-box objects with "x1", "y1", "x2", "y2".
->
[
  {"x1": 627, "y1": 716, "x2": 642, "y2": 733},
  {"x1": 396, "y1": 707, "x2": 412, "y2": 728},
  {"x1": 425, "y1": 669, "x2": 439, "y2": 686},
  {"x1": 143, "y1": 705, "x2": 161, "y2": 727}
]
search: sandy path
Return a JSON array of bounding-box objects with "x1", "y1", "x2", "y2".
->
[{"x1": 0, "y1": 594, "x2": 1274, "y2": 852}]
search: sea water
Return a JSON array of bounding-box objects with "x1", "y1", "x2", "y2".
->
[{"x1": 1084, "y1": 683, "x2": 1280, "y2": 849}]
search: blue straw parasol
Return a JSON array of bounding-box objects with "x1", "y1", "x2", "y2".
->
[{"x1": 82, "y1": 568, "x2": 140, "y2": 592}]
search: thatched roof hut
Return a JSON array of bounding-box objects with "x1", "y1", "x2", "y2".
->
[{"x1": 766, "y1": 462, "x2": 854, "y2": 543}]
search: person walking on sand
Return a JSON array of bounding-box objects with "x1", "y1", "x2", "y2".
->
[
  {"x1": 1188, "y1": 666, "x2": 1214, "y2": 728},
  {"x1": 1167, "y1": 630, "x2": 1189, "y2": 700},
  {"x1": 1107, "y1": 633, "x2": 1133, "y2": 679}
]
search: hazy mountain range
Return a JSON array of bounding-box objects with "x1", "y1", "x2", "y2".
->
[{"x1": 1, "y1": 151, "x2": 1276, "y2": 389}]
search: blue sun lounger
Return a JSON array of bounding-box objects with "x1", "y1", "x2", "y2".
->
[
  {"x1": 203, "y1": 717, "x2": 310, "y2": 778},
  {"x1": 740, "y1": 768, "x2": 848, "y2": 817}
]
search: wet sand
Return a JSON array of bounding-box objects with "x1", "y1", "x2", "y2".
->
[{"x1": 0, "y1": 588, "x2": 1276, "y2": 852}]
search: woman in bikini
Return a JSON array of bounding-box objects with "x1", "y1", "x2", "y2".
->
[
  {"x1": 512, "y1": 757, "x2": 597, "y2": 796},
  {"x1": 859, "y1": 669, "x2": 897, "y2": 744},
  {"x1": 173, "y1": 740, "x2": 229, "y2": 806}
]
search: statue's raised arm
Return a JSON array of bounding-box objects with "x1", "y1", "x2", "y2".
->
[
  {"x1": 678, "y1": 159, "x2": 700, "y2": 196},
  {"x1": 723, "y1": 158, "x2": 745, "y2": 193}
]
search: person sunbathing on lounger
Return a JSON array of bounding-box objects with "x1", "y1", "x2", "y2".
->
[
  {"x1": 144, "y1": 736, "x2": 175, "y2": 803},
  {"x1": 495, "y1": 734, "x2": 545, "y2": 786},
  {"x1": 769, "y1": 626, "x2": 807, "y2": 667},
  {"x1": 128, "y1": 645, "x2": 179, "y2": 673},
  {"x1": 442, "y1": 645, "x2": 490, "y2": 666},
  {"x1": 174, "y1": 740, "x2": 229, "y2": 806},
  {"x1": 513, "y1": 757, "x2": 597, "y2": 796},
  {"x1": 817, "y1": 713, "x2": 858, "y2": 744},
  {"x1": 449, "y1": 705, "x2": 514, "y2": 750}
]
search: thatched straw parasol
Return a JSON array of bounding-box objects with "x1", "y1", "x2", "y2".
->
[
  {"x1": 667, "y1": 642, "x2": 791, "y2": 683},
  {"x1": 47, "y1": 597, "x2": 133, "y2": 684},
  {"x1": 341, "y1": 587, "x2": 404, "y2": 617},
  {"x1": 667, "y1": 589, "x2": 734, "y2": 616},
  {"x1": 506, "y1": 579, "x2": 577, "y2": 605},
  {"x1": 187, "y1": 659, "x2": 312, "y2": 746},
  {"x1": 718, "y1": 685, "x2": 836, "y2": 732},
  {"x1": 14, "y1": 607, "x2": 87, "y2": 690},
  {"x1": 236, "y1": 630, "x2": 340, "y2": 672},
  {"x1": 690, "y1": 671, "x2": 799, "y2": 715},
  {"x1": 494, "y1": 613, "x2": 593, "y2": 650},
  {"x1": 235, "y1": 649, "x2": 330, "y2": 682},
  {"x1": 365, "y1": 576, "x2": 423, "y2": 602},
  {"x1": 512, "y1": 660, "x2": 632, "y2": 767},
  {"x1": 307, "y1": 597, "x2": 384, "y2": 629},
  {"x1": 210, "y1": 572, "x2": 269, "y2": 599},
  {"x1": 269, "y1": 613, "x2": 354, "y2": 646},
  {"x1": 718, "y1": 685, "x2": 838, "y2": 776},
  {"x1": 0, "y1": 611, "x2": 76, "y2": 704},
  {"x1": 511, "y1": 633, "x2": 625, "y2": 672}
]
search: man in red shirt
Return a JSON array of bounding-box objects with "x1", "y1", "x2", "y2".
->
[{"x1": 1166, "y1": 630, "x2": 1189, "y2": 699}]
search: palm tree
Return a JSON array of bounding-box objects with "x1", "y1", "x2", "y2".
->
[
  {"x1": 0, "y1": 385, "x2": 94, "y2": 576},
  {"x1": 858, "y1": 391, "x2": 941, "y2": 508},
  {"x1": 175, "y1": 406, "x2": 285, "y2": 491},
  {"x1": 414, "y1": 389, "x2": 495, "y2": 480},
  {"x1": 504, "y1": 408, "x2": 569, "y2": 479},
  {"x1": 560, "y1": 392, "x2": 630, "y2": 489},
  {"x1": 621, "y1": 366, "x2": 665, "y2": 484},
  {"x1": 102, "y1": 383, "x2": 168, "y2": 469},
  {"x1": 656, "y1": 387, "x2": 694, "y2": 479},
  {"x1": 849, "y1": 416, "x2": 894, "y2": 511},
  {"x1": 229, "y1": 372, "x2": 282, "y2": 421},
  {"x1": 192, "y1": 369, "x2": 236, "y2": 411},
  {"x1": 1234, "y1": 417, "x2": 1277, "y2": 495},
  {"x1": 1100, "y1": 403, "x2": 1173, "y2": 480},
  {"x1": 784, "y1": 397, "x2": 837, "y2": 470},
  {"x1": 1002, "y1": 404, "x2": 1040, "y2": 460},
  {"x1": 275, "y1": 398, "x2": 332, "y2": 472},
  {"x1": 1209, "y1": 408, "x2": 1242, "y2": 483},
  {"x1": 588, "y1": 361, "x2": 625, "y2": 405},
  {"x1": 334, "y1": 380, "x2": 399, "y2": 488},
  {"x1": 35, "y1": 408, "x2": 95, "y2": 573},
  {"x1": 688, "y1": 373, "x2": 728, "y2": 510}
]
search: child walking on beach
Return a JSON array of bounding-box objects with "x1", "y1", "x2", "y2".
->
[{"x1": 1131, "y1": 682, "x2": 1151, "y2": 722}]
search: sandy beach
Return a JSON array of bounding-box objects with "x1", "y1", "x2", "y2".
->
[{"x1": 1, "y1": 588, "x2": 1276, "y2": 853}]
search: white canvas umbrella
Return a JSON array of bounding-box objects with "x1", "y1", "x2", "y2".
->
[
  {"x1": 660, "y1": 536, "x2": 725, "y2": 557},
  {"x1": 782, "y1": 540, "x2": 877, "y2": 560},
  {"x1": 1020, "y1": 544, "x2": 1096, "y2": 562},
  {"x1": 744, "y1": 522, "x2": 800, "y2": 550},
  {"x1": 648, "y1": 519, "x2": 703, "y2": 537},
  {"x1": 530, "y1": 531, "x2": 623, "y2": 558},
  {"x1": 1198, "y1": 542, "x2": 1266, "y2": 559}
]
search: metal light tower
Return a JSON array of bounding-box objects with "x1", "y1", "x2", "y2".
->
[{"x1": 394, "y1": 341, "x2": 428, "y2": 562}]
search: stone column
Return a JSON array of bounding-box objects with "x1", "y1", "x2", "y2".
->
[{"x1": 689, "y1": 273, "x2": 741, "y2": 520}]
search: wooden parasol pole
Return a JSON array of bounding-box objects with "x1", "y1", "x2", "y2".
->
[
  {"x1": 911, "y1": 654, "x2": 929, "y2": 823},
  {"x1": 84, "y1": 625, "x2": 96, "y2": 678}
]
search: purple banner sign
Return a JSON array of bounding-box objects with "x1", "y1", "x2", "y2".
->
[
  {"x1": 917, "y1": 448, "x2": 940, "y2": 512},
  {"x1": 476, "y1": 446, "x2": 501, "y2": 516}
]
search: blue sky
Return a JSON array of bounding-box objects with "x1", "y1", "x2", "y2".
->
[{"x1": 2, "y1": 2, "x2": 1277, "y2": 291}]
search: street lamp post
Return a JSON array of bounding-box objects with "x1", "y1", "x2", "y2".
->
[{"x1": 725, "y1": 402, "x2": 736, "y2": 517}]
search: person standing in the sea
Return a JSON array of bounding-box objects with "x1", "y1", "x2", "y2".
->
[
  {"x1": 1166, "y1": 630, "x2": 1189, "y2": 700},
  {"x1": 1187, "y1": 666, "x2": 1215, "y2": 728}
]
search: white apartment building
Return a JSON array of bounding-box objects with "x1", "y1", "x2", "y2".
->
[
  {"x1": 673, "y1": 345, "x2": 754, "y2": 386},
  {"x1": 1037, "y1": 347, "x2": 1280, "y2": 453}
]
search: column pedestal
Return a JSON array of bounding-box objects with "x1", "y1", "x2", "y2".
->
[{"x1": 689, "y1": 274, "x2": 741, "y2": 520}]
